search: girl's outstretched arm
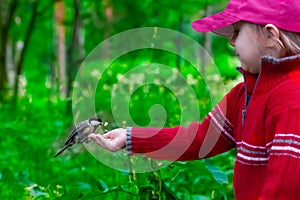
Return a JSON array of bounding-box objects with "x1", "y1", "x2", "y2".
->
[{"x1": 89, "y1": 83, "x2": 243, "y2": 161}]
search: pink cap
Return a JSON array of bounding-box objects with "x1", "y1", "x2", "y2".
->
[{"x1": 192, "y1": 0, "x2": 300, "y2": 36}]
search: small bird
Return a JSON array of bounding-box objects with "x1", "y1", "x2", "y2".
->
[{"x1": 55, "y1": 118, "x2": 104, "y2": 157}]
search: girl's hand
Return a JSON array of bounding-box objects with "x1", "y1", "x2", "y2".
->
[{"x1": 88, "y1": 128, "x2": 126, "y2": 152}]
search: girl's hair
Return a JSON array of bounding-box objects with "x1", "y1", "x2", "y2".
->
[{"x1": 250, "y1": 23, "x2": 300, "y2": 57}]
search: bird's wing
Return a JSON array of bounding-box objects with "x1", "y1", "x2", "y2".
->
[
  {"x1": 64, "y1": 122, "x2": 87, "y2": 144},
  {"x1": 65, "y1": 119, "x2": 95, "y2": 144}
]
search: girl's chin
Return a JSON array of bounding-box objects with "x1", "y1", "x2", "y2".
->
[
  {"x1": 241, "y1": 66, "x2": 259, "y2": 74},
  {"x1": 240, "y1": 66, "x2": 249, "y2": 72}
]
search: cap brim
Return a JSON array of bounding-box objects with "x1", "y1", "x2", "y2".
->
[{"x1": 192, "y1": 11, "x2": 240, "y2": 37}]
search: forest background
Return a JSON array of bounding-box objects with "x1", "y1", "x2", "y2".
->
[{"x1": 0, "y1": 0, "x2": 241, "y2": 199}]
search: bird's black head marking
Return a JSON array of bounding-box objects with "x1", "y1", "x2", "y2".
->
[
  {"x1": 88, "y1": 118, "x2": 102, "y2": 123},
  {"x1": 89, "y1": 118, "x2": 103, "y2": 127}
]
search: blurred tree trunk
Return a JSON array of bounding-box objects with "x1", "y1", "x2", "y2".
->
[
  {"x1": 102, "y1": 0, "x2": 113, "y2": 59},
  {"x1": 0, "y1": 0, "x2": 17, "y2": 101},
  {"x1": 175, "y1": 15, "x2": 184, "y2": 72},
  {"x1": 66, "y1": 0, "x2": 84, "y2": 111},
  {"x1": 104, "y1": 0, "x2": 113, "y2": 38},
  {"x1": 54, "y1": 0, "x2": 67, "y2": 98},
  {"x1": 13, "y1": 1, "x2": 38, "y2": 104},
  {"x1": 201, "y1": 5, "x2": 212, "y2": 75}
]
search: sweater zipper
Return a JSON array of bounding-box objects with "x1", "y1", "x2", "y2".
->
[
  {"x1": 241, "y1": 73, "x2": 260, "y2": 126},
  {"x1": 242, "y1": 94, "x2": 250, "y2": 126},
  {"x1": 242, "y1": 109, "x2": 246, "y2": 126}
]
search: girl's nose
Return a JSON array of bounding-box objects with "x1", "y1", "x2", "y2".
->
[{"x1": 230, "y1": 37, "x2": 236, "y2": 47}]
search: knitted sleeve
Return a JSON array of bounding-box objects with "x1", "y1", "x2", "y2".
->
[
  {"x1": 126, "y1": 85, "x2": 241, "y2": 161},
  {"x1": 259, "y1": 85, "x2": 300, "y2": 199}
]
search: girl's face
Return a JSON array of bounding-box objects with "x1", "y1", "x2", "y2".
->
[{"x1": 230, "y1": 22, "x2": 263, "y2": 74}]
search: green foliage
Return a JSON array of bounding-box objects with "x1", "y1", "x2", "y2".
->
[
  {"x1": 211, "y1": 36, "x2": 240, "y2": 80},
  {"x1": 0, "y1": 0, "x2": 239, "y2": 199},
  {"x1": 0, "y1": 54, "x2": 236, "y2": 199}
]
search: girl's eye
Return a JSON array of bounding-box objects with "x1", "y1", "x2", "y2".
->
[{"x1": 233, "y1": 30, "x2": 239, "y2": 36}]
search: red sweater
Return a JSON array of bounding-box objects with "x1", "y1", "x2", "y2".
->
[{"x1": 126, "y1": 54, "x2": 300, "y2": 199}]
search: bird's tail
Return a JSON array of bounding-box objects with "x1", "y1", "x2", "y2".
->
[{"x1": 54, "y1": 144, "x2": 71, "y2": 157}]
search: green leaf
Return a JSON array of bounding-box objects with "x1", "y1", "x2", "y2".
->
[
  {"x1": 204, "y1": 163, "x2": 228, "y2": 185},
  {"x1": 97, "y1": 179, "x2": 109, "y2": 192},
  {"x1": 0, "y1": 168, "x2": 24, "y2": 198}
]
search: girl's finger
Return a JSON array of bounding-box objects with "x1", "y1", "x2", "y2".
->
[
  {"x1": 89, "y1": 133, "x2": 118, "y2": 151},
  {"x1": 102, "y1": 132, "x2": 113, "y2": 139},
  {"x1": 89, "y1": 134, "x2": 108, "y2": 147}
]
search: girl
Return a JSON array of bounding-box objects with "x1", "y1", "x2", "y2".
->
[{"x1": 89, "y1": 0, "x2": 300, "y2": 199}]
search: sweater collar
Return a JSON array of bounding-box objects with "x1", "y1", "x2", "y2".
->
[{"x1": 237, "y1": 54, "x2": 300, "y2": 94}]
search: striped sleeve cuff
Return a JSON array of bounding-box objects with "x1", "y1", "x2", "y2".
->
[{"x1": 126, "y1": 127, "x2": 132, "y2": 154}]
